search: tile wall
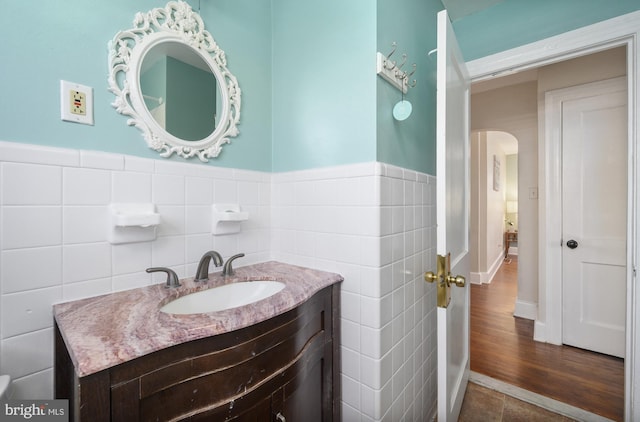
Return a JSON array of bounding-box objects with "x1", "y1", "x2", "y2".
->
[
  {"x1": 271, "y1": 163, "x2": 438, "y2": 421},
  {"x1": 0, "y1": 141, "x2": 271, "y2": 399},
  {"x1": 0, "y1": 141, "x2": 438, "y2": 421}
]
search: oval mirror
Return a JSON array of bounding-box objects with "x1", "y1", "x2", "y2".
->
[
  {"x1": 108, "y1": 1, "x2": 241, "y2": 161},
  {"x1": 140, "y1": 41, "x2": 219, "y2": 142}
]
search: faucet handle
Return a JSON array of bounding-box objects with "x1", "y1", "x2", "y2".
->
[
  {"x1": 222, "y1": 253, "x2": 245, "y2": 277},
  {"x1": 146, "y1": 267, "x2": 181, "y2": 289}
]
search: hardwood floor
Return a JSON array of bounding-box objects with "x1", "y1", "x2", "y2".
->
[{"x1": 470, "y1": 256, "x2": 625, "y2": 421}]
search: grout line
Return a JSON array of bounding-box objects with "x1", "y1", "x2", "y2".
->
[
  {"x1": 470, "y1": 371, "x2": 615, "y2": 422},
  {"x1": 498, "y1": 393, "x2": 506, "y2": 421}
]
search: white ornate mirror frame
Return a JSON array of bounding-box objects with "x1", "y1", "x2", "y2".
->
[{"x1": 108, "y1": 1, "x2": 241, "y2": 161}]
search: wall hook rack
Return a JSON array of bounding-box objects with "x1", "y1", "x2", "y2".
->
[{"x1": 376, "y1": 42, "x2": 417, "y2": 94}]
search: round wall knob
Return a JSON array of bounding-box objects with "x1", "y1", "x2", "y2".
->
[{"x1": 567, "y1": 239, "x2": 578, "y2": 249}]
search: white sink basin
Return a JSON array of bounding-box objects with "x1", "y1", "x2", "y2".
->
[{"x1": 160, "y1": 280, "x2": 285, "y2": 314}]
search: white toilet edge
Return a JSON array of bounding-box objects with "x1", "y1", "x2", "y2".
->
[{"x1": 0, "y1": 375, "x2": 12, "y2": 400}]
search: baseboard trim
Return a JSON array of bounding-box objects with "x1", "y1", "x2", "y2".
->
[
  {"x1": 470, "y1": 272, "x2": 483, "y2": 285},
  {"x1": 486, "y1": 252, "x2": 504, "y2": 284},
  {"x1": 533, "y1": 320, "x2": 546, "y2": 342},
  {"x1": 514, "y1": 299, "x2": 537, "y2": 320},
  {"x1": 471, "y1": 252, "x2": 504, "y2": 284},
  {"x1": 469, "y1": 371, "x2": 613, "y2": 422}
]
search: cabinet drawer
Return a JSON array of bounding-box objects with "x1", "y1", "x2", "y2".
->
[{"x1": 111, "y1": 289, "x2": 332, "y2": 421}]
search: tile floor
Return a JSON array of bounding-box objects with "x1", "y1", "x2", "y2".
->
[{"x1": 459, "y1": 382, "x2": 576, "y2": 421}]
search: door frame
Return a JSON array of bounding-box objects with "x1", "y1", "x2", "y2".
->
[{"x1": 466, "y1": 10, "x2": 640, "y2": 419}]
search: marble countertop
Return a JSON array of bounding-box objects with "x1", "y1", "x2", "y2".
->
[{"x1": 53, "y1": 261, "x2": 343, "y2": 377}]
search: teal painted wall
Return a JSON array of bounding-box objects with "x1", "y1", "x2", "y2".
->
[
  {"x1": 376, "y1": 0, "x2": 444, "y2": 175},
  {"x1": 165, "y1": 57, "x2": 216, "y2": 141},
  {"x1": 140, "y1": 56, "x2": 168, "y2": 123},
  {"x1": 271, "y1": 0, "x2": 444, "y2": 174},
  {"x1": 0, "y1": 0, "x2": 272, "y2": 171},
  {"x1": 454, "y1": 0, "x2": 640, "y2": 61},
  {"x1": 271, "y1": 0, "x2": 377, "y2": 172},
  {"x1": 2, "y1": 0, "x2": 639, "y2": 173},
  {"x1": 141, "y1": 57, "x2": 167, "y2": 113},
  {"x1": 204, "y1": 0, "x2": 272, "y2": 169}
]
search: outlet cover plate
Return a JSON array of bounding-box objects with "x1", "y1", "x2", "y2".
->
[{"x1": 60, "y1": 80, "x2": 94, "y2": 125}]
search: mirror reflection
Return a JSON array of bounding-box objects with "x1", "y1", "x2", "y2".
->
[
  {"x1": 108, "y1": 1, "x2": 241, "y2": 161},
  {"x1": 140, "y1": 42, "x2": 218, "y2": 142}
]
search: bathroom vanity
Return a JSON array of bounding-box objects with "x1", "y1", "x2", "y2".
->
[{"x1": 54, "y1": 261, "x2": 342, "y2": 421}]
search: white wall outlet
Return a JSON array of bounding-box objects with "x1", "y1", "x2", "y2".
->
[{"x1": 60, "y1": 80, "x2": 94, "y2": 125}]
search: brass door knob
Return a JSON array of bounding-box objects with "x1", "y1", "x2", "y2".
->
[
  {"x1": 446, "y1": 274, "x2": 466, "y2": 287},
  {"x1": 424, "y1": 271, "x2": 439, "y2": 283}
]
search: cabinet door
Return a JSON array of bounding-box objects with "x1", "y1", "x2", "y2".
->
[
  {"x1": 190, "y1": 395, "x2": 271, "y2": 422},
  {"x1": 272, "y1": 339, "x2": 330, "y2": 422},
  {"x1": 283, "y1": 359, "x2": 324, "y2": 422}
]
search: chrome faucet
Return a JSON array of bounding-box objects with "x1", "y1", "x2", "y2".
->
[
  {"x1": 222, "y1": 253, "x2": 245, "y2": 277},
  {"x1": 146, "y1": 267, "x2": 181, "y2": 288},
  {"x1": 194, "y1": 250, "x2": 223, "y2": 282}
]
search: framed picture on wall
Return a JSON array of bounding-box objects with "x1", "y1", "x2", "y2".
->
[{"x1": 493, "y1": 155, "x2": 500, "y2": 191}]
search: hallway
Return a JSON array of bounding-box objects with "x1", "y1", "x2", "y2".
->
[{"x1": 470, "y1": 256, "x2": 625, "y2": 421}]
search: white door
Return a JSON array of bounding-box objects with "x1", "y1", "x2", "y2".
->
[
  {"x1": 429, "y1": 10, "x2": 471, "y2": 422},
  {"x1": 561, "y1": 78, "x2": 627, "y2": 358}
]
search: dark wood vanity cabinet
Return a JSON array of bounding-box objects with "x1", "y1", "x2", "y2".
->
[{"x1": 55, "y1": 285, "x2": 340, "y2": 422}]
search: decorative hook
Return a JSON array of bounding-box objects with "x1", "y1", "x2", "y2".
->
[
  {"x1": 384, "y1": 58, "x2": 396, "y2": 71},
  {"x1": 397, "y1": 54, "x2": 408, "y2": 70},
  {"x1": 384, "y1": 42, "x2": 398, "y2": 70},
  {"x1": 394, "y1": 56, "x2": 408, "y2": 81},
  {"x1": 407, "y1": 64, "x2": 417, "y2": 78},
  {"x1": 407, "y1": 64, "x2": 417, "y2": 88},
  {"x1": 386, "y1": 42, "x2": 398, "y2": 60},
  {"x1": 376, "y1": 43, "x2": 418, "y2": 94}
]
